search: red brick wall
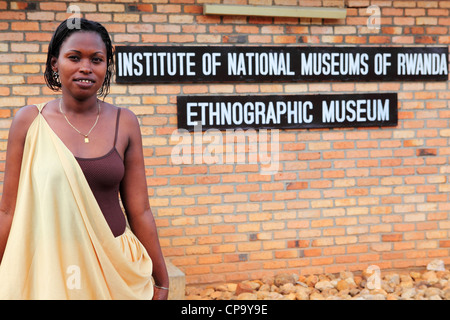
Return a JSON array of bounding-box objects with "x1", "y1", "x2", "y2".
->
[{"x1": 0, "y1": 0, "x2": 449, "y2": 285}]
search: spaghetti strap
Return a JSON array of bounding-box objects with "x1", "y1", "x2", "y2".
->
[
  {"x1": 113, "y1": 108, "x2": 121, "y2": 147},
  {"x1": 35, "y1": 102, "x2": 47, "y2": 113}
]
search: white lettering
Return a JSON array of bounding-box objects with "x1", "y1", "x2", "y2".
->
[
  {"x1": 322, "y1": 99, "x2": 390, "y2": 123},
  {"x1": 117, "y1": 51, "x2": 197, "y2": 77},
  {"x1": 66, "y1": 265, "x2": 81, "y2": 290},
  {"x1": 227, "y1": 52, "x2": 295, "y2": 76},
  {"x1": 398, "y1": 53, "x2": 447, "y2": 76},
  {"x1": 187, "y1": 102, "x2": 198, "y2": 126},
  {"x1": 300, "y1": 52, "x2": 369, "y2": 76}
]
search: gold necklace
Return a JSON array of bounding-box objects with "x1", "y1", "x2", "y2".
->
[{"x1": 59, "y1": 98, "x2": 100, "y2": 143}]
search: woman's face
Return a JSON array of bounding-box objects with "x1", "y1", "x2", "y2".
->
[{"x1": 52, "y1": 31, "x2": 107, "y2": 101}]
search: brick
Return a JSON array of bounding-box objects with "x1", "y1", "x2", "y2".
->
[
  {"x1": 135, "y1": 4, "x2": 154, "y2": 13},
  {"x1": 382, "y1": 234, "x2": 403, "y2": 242},
  {"x1": 416, "y1": 148, "x2": 437, "y2": 156},
  {"x1": 99, "y1": 4, "x2": 125, "y2": 12},
  {"x1": 439, "y1": 240, "x2": 450, "y2": 248},
  {"x1": 26, "y1": 12, "x2": 55, "y2": 21},
  {"x1": 11, "y1": 22, "x2": 39, "y2": 31},
  {"x1": 40, "y1": 2, "x2": 67, "y2": 11}
]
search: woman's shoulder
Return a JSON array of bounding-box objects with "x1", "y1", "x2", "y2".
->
[
  {"x1": 117, "y1": 105, "x2": 139, "y2": 122},
  {"x1": 102, "y1": 102, "x2": 138, "y2": 121},
  {"x1": 11, "y1": 104, "x2": 41, "y2": 130},
  {"x1": 15, "y1": 104, "x2": 40, "y2": 119},
  {"x1": 107, "y1": 104, "x2": 140, "y2": 130},
  {"x1": 7, "y1": 103, "x2": 45, "y2": 142}
]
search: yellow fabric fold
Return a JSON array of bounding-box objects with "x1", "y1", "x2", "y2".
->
[{"x1": 0, "y1": 103, "x2": 153, "y2": 300}]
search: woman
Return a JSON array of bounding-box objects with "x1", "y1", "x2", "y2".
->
[{"x1": 0, "y1": 18, "x2": 169, "y2": 299}]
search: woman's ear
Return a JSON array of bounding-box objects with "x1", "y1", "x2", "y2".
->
[{"x1": 50, "y1": 56, "x2": 58, "y2": 72}]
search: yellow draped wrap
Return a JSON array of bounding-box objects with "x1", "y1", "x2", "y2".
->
[{"x1": 0, "y1": 103, "x2": 153, "y2": 299}]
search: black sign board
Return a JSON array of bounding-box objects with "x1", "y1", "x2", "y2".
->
[
  {"x1": 116, "y1": 46, "x2": 448, "y2": 83},
  {"x1": 177, "y1": 93, "x2": 398, "y2": 131}
]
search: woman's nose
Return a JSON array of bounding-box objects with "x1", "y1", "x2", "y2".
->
[{"x1": 79, "y1": 59, "x2": 92, "y2": 73}]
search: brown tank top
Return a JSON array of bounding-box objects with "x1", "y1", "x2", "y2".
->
[{"x1": 76, "y1": 108, "x2": 126, "y2": 237}]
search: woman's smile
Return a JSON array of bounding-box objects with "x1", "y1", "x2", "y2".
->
[{"x1": 74, "y1": 77, "x2": 96, "y2": 89}]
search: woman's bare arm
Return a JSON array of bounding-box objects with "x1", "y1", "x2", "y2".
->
[
  {"x1": 0, "y1": 106, "x2": 39, "y2": 263},
  {"x1": 118, "y1": 108, "x2": 169, "y2": 300}
]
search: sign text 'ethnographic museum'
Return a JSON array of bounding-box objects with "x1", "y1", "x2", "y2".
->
[
  {"x1": 177, "y1": 93, "x2": 398, "y2": 131},
  {"x1": 116, "y1": 46, "x2": 449, "y2": 83}
]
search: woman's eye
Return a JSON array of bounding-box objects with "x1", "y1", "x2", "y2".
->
[
  {"x1": 68, "y1": 56, "x2": 79, "y2": 61},
  {"x1": 92, "y1": 57, "x2": 103, "y2": 63}
]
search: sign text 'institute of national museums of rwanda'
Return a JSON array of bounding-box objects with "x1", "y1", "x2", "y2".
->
[{"x1": 116, "y1": 46, "x2": 448, "y2": 83}]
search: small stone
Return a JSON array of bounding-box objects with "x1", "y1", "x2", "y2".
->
[
  {"x1": 345, "y1": 277, "x2": 357, "y2": 288},
  {"x1": 222, "y1": 291, "x2": 234, "y2": 300},
  {"x1": 427, "y1": 259, "x2": 446, "y2": 272},
  {"x1": 215, "y1": 284, "x2": 228, "y2": 292},
  {"x1": 247, "y1": 280, "x2": 261, "y2": 290},
  {"x1": 185, "y1": 286, "x2": 202, "y2": 296},
  {"x1": 401, "y1": 288, "x2": 416, "y2": 299},
  {"x1": 305, "y1": 275, "x2": 319, "y2": 287},
  {"x1": 337, "y1": 292, "x2": 351, "y2": 300},
  {"x1": 256, "y1": 291, "x2": 270, "y2": 300},
  {"x1": 274, "y1": 273, "x2": 296, "y2": 287},
  {"x1": 424, "y1": 287, "x2": 442, "y2": 298},
  {"x1": 349, "y1": 288, "x2": 360, "y2": 297},
  {"x1": 410, "y1": 271, "x2": 421, "y2": 281},
  {"x1": 279, "y1": 283, "x2": 296, "y2": 295},
  {"x1": 370, "y1": 288, "x2": 388, "y2": 297},
  {"x1": 400, "y1": 274, "x2": 413, "y2": 283},
  {"x1": 336, "y1": 280, "x2": 349, "y2": 291},
  {"x1": 237, "y1": 292, "x2": 258, "y2": 300},
  {"x1": 200, "y1": 288, "x2": 215, "y2": 297},
  {"x1": 295, "y1": 289, "x2": 309, "y2": 300},
  {"x1": 310, "y1": 292, "x2": 325, "y2": 300},
  {"x1": 385, "y1": 273, "x2": 400, "y2": 285},
  {"x1": 443, "y1": 288, "x2": 450, "y2": 300},
  {"x1": 386, "y1": 293, "x2": 399, "y2": 300},
  {"x1": 259, "y1": 284, "x2": 271, "y2": 292},
  {"x1": 283, "y1": 293, "x2": 296, "y2": 300},
  {"x1": 399, "y1": 280, "x2": 414, "y2": 289},
  {"x1": 261, "y1": 275, "x2": 274, "y2": 285},
  {"x1": 210, "y1": 291, "x2": 223, "y2": 300},
  {"x1": 315, "y1": 280, "x2": 334, "y2": 291},
  {"x1": 322, "y1": 288, "x2": 338, "y2": 298},
  {"x1": 422, "y1": 271, "x2": 439, "y2": 285},
  {"x1": 360, "y1": 293, "x2": 386, "y2": 300},
  {"x1": 235, "y1": 282, "x2": 254, "y2": 295},
  {"x1": 437, "y1": 271, "x2": 449, "y2": 281},
  {"x1": 353, "y1": 276, "x2": 363, "y2": 286},
  {"x1": 340, "y1": 271, "x2": 354, "y2": 280},
  {"x1": 227, "y1": 283, "x2": 237, "y2": 292},
  {"x1": 267, "y1": 292, "x2": 284, "y2": 300},
  {"x1": 319, "y1": 274, "x2": 331, "y2": 281}
]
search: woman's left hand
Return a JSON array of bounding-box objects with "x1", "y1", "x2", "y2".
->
[{"x1": 153, "y1": 286, "x2": 169, "y2": 300}]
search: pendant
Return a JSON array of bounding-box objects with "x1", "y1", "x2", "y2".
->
[{"x1": 84, "y1": 136, "x2": 89, "y2": 143}]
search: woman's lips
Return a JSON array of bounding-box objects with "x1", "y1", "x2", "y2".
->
[{"x1": 74, "y1": 78, "x2": 95, "y2": 88}]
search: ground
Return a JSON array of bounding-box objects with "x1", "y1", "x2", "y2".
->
[{"x1": 185, "y1": 260, "x2": 450, "y2": 300}]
